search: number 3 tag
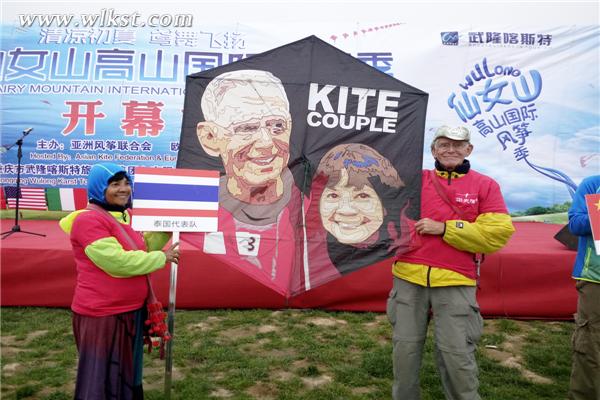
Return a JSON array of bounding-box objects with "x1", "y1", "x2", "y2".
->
[{"x1": 235, "y1": 232, "x2": 260, "y2": 256}]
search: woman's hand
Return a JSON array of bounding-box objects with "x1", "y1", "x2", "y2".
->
[{"x1": 163, "y1": 242, "x2": 180, "y2": 264}]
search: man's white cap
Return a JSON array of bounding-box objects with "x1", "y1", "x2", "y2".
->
[{"x1": 433, "y1": 126, "x2": 471, "y2": 142}]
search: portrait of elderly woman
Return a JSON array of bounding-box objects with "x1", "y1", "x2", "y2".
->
[{"x1": 304, "y1": 143, "x2": 412, "y2": 287}]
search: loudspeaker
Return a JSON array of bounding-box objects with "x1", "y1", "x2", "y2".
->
[{"x1": 554, "y1": 224, "x2": 578, "y2": 251}]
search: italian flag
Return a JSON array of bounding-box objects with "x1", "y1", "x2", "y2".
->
[{"x1": 46, "y1": 188, "x2": 88, "y2": 211}]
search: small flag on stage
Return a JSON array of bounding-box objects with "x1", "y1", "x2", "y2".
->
[
  {"x1": 4, "y1": 187, "x2": 47, "y2": 210},
  {"x1": 585, "y1": 193, "x2": 600, "y2": 255},
  {"x1": 131, "y1": 167, "x2": 220, "y2": 232},
  {"x1": 46, "y1": 188, "x2": 88, "y2": 211},
  {"x1": 0, "y1": 187, "x2": 7, "y2": 209}
]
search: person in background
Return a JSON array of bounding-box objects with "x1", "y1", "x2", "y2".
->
[
  {"x1": 567, "y1": 174, "x2": 600, "y2": 400},
  {"x1": 387, "y1": 126, "x2": 515, "y2": 400},
  {"x1": 60, "y1": 162, "x2": 179, "y2": 399}
]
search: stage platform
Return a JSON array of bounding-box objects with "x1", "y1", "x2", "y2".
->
[{"x1": 0, "y1": 219, "x2": 577, "y2": 319}]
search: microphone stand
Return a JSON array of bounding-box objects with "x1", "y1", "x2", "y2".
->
[{"x1": 1, "y1": 128, "x2": 46, "y2": 239}]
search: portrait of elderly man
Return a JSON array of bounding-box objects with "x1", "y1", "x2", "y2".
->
[
  {"x1": 186, "y1": 69, "x2": 303, "y2": 291},
  {"x1": 196, "y1": 69, "x2": 294, "y2": 220}
]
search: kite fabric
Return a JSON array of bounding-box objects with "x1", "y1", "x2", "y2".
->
[{"x1": 176, "y1": 35, "x2": 428, "y2": 297}]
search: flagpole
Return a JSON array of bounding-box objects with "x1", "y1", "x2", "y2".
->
[{"x1": 164, "y1": 230, "x2": 179, "y2": 399}]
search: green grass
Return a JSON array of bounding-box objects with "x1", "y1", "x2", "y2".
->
[
  {"x1": 0, "y1": 210, "x2": 68, "y2": 221},
  {"x1": 1, "y1": 308, "x2": 574, "y2": 399},
  {"x1": 511, "y1": 212, "x2": 568, "y2": 224}
]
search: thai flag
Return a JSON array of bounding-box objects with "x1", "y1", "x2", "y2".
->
[{"x1": 131, "y1": 167, "x2": 220, "y2": 232}]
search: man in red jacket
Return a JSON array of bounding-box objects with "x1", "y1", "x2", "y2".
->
[{"x1": 386, "y1": 126, "x2": 515, "y2": 400}]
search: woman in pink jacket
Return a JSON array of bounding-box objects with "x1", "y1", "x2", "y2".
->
[{"x1": 60, "y1": 163, "x2": 178, "y2": 399}]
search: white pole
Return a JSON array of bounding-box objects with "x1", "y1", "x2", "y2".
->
[
  {"x1": 164, "y1": 230, "x2": 180, "y2": 399},
  {"x1": 301, "y1": 194, "x2": 311, "y2": 291}
]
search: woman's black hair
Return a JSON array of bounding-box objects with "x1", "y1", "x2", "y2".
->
[{"x1": 107, "y1": 171, "x2": 130, "y2": 184}]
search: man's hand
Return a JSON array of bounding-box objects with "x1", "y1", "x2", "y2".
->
[
  {"x1": 163, "y1": 242, "x2": 180, "y2": 264},
  {"x1": 415, "y1": 218, "x2": 445, "y2": 236}
]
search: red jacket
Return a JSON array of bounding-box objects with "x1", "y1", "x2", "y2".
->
[
  {"x1": 396, "y1": 168, "x2": 513, "y2": 280},
  {"x1": 69, "y1": 210, "x2": 149, "y2": 316}
]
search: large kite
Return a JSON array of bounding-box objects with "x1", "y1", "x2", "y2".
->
[{"x1": 177, "y1": 35, "x2": 428, "y2": 297}]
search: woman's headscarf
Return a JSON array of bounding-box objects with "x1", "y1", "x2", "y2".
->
[{"x1": 87, "y1": 162, "x2": 132, "y2": 210}]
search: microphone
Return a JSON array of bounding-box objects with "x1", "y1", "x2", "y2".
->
[{"x1": 23, "y1": 127, "x2": 33, "y2": 135}]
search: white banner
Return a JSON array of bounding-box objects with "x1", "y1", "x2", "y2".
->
[{"x1": 1, "y1": 1, "x2": 598, "y2": 213}]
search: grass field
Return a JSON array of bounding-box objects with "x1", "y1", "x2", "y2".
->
[
  {"x1": 511, "y1": 212, "x2": 568, "y2": 225},
  {"x1": 0, "y1": 210, "x2": 68, "y2": 221},
  {"x1": 1, "y1": 307, "x2": 573, "y2": 400}
]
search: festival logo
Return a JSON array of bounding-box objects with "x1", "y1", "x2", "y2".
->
[{"x1": 447, "y1": 56, "x2": 577, "y2": 199}]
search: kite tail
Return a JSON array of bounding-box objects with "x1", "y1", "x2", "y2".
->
[{"x1": 523, "y1": 157, "x2": 577, "y2": 198}]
